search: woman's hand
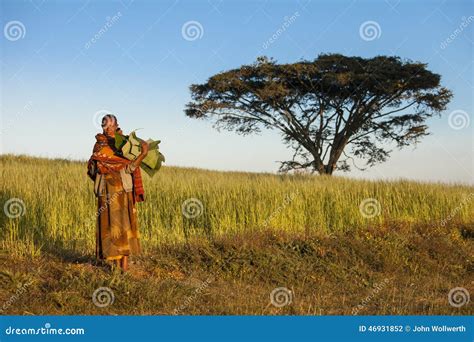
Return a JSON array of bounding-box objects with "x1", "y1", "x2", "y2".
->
[
  {"x1": 131, "y1": 140, "x2": 149, "y2": 169},
  {"x1": 140, "y1": 140, "x2": 149, "y2": 155}
]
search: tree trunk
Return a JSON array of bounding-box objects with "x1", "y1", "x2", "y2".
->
[
  {"x1": 320, "y1": 165, "x2": 334, "y2": 175},
  {"x1": 312, "y1": 154, "x2": 334, "y2": 175},
  {"x1": 320, "y1": 134, "x2": 349, "y2": 176}
]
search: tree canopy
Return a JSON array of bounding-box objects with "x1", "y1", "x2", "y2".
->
[{"x1": 185, "y1": 54, "x2": 452, "y2": 175}]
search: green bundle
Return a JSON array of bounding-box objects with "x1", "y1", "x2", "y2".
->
[{"x1": 115, "y1": 130, "x2": 165, "y2": 177}]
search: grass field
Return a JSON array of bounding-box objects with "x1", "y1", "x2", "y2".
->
[{"x1": 0, "y1": 154, "x2": 473, "y2": 315}]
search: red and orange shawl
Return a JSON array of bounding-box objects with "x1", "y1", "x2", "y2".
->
[{"x1": 87, "y1": 133, "x2": 145, "y2": 203}]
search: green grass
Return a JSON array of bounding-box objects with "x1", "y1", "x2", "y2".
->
[
  {"x1": 0, "y1": 154, "x2": 472, "y2": 315},
  {"x1": 1, "y1": 154, "x2": 473, "y2": 255}
]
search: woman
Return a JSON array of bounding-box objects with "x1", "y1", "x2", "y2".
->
[{"x1": 87, "y1": 114, "x2": 149, "y2": 271}]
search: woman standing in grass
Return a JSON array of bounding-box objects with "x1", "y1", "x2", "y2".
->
[{"x1": 87, "y1": 114, "x2": 149, "y2": 271}]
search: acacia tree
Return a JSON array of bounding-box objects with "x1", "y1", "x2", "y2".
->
[{"x1": 185, "y1": 54, "x2": 452, "y2": 175}]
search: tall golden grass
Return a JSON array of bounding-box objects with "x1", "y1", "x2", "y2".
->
[{"x1": 1, "y1": 154, "x2": 473, "y2": 257}]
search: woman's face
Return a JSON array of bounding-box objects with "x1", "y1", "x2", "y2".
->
[{"x1": 103, "y1": 116, "x2": 119, "y2": 137}]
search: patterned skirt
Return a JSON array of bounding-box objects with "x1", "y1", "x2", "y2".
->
[{"x1": 95, "y1": 172, "x2": 141, "y2": 260}]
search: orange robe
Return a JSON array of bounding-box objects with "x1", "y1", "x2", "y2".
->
[{"x1": 87, "y1": 134, "x2": 142, "y2": 260}]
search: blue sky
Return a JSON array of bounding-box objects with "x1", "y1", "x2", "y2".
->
[{"x1": 1, "y1": 0, "x2": 473, "y2": 184}]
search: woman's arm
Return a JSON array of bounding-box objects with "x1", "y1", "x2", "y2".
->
[{"x1": 131, "y1": 140, "x2": 149, "y2": 168}]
